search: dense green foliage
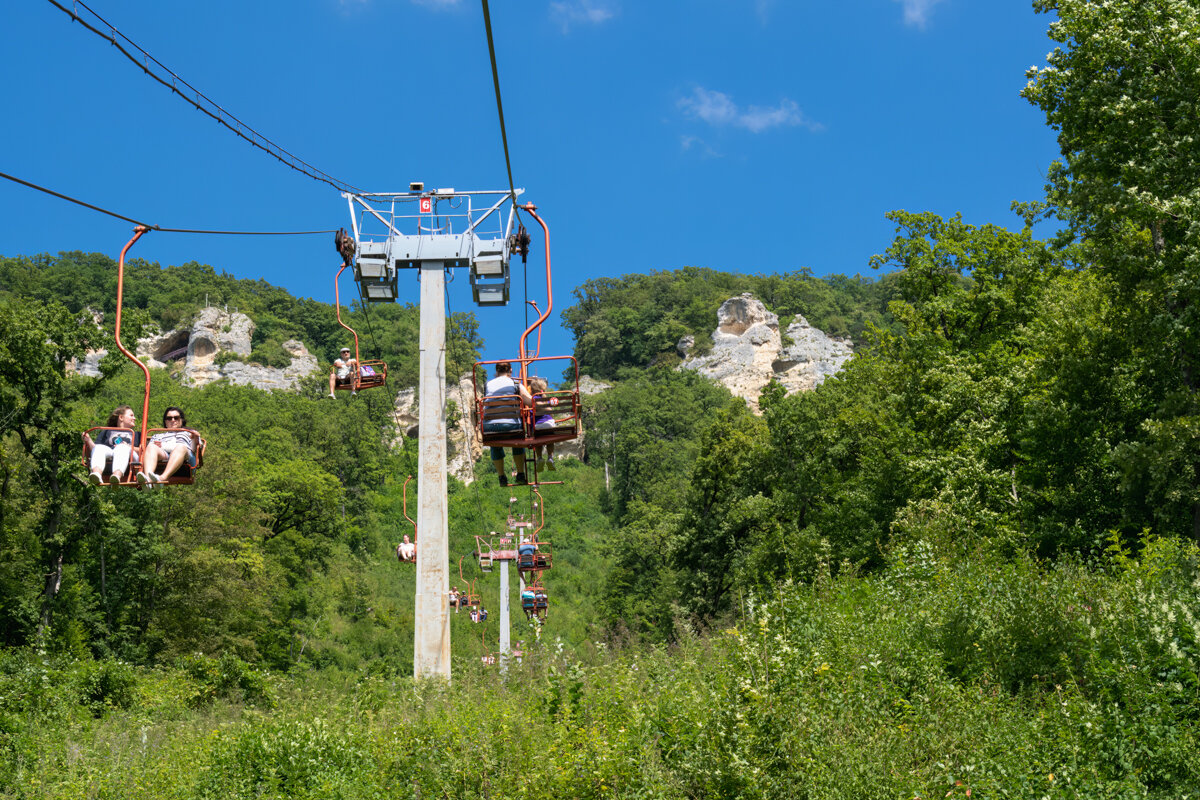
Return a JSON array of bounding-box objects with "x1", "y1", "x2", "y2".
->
[
  {"x1": 562, "y1": 266, "x2": 898, "y2": 378},
  {"x1": 3, "y1": 535, "x2": 1197, "y2": 798},
  {"x1": 0, "y1": 252, "x2": 481, "y2": 385}
]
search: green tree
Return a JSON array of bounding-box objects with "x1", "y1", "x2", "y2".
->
[
  {"x1": 1024, "y1": 0, "x2": 1200, "y2": 541},
  {"x1": 0, "y1": 298, "x2": 106, "y2": 640}
]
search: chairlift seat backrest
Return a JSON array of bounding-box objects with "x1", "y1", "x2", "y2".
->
[
  {"x1": 533, "y1": 390, "x2": 579, "y2": 434},
  {"x1": 480, "y1": 395, "x2": 523, "y2": 420}
]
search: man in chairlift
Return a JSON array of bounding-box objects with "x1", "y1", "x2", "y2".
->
[
  {"x1": 328, "y1": 348, "x2": 357, "y2": 398},
  {"x1": 483, "y1": 362, "x2": 532, "y2": 486}
]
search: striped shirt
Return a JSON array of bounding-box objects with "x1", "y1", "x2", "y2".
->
[{"x1": 150, "y1": 429, "x2": 194, "y2": 454}]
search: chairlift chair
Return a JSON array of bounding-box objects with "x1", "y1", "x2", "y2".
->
[
  {"x1": 475, "y1": 533, "x2": 497, "y2": 573},
  {"x1": 472, "y1": 206, "x2": 581, "y2": 451},
  {"x1": 518, "y1": 541, "x2": 553, "y2": 577},
  {"x1": 474, "y1": 355, "x2": 582, "y2": 450},
  {"x1": 333, "y1": 249, "x2": 389, "y2": 393},
  {"x1": 397, "y1": 475, "x2": 417, "y2": 564},
  {"x1": 81, "y1": 227, "x2": 207, "y2": 488},
  {"x1": 522, "y1": 580, "x2": 549, "y2": 621}
]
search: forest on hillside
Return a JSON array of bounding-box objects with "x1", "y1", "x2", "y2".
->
[{"x1": 2, "y1": 1, "x2": 1200, "y2": 797}]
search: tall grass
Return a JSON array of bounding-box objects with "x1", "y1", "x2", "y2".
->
[{"x1": 3, "y1": 536, "x2": 1197, "y2": 798}]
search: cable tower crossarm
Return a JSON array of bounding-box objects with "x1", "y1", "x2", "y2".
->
[{"x1": 44, "y1": 0, "x2": 364, "y2": 195}]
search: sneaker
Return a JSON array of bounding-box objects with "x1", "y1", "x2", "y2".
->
[
  {"x1": 498, "y1": 474, "x2": 508, "y2": 487},
  {"x1": 88, "y1": 471, "x2": 103, "y2": 486},
  {"x1": 108, "y1": 473, "x2": 121, "y2": 487},
  {"x1": 328, "y1": 393, "x2": 337, "y2": 399},
  {"x1": 351, "y1": 391, "x2": 358, "y2": 397},
  {"x1": 136, "y1": 471, "x2": 151, "y2": 488},
  {"x1": 514, "y1": 473, "x2": 529, "y2": 486},
  {"x1": 546, "y1": 457, "x2": 556, "y2": 471},
  {"x1": 149, "y1": 472, "x2": 163, "y2": 488}
]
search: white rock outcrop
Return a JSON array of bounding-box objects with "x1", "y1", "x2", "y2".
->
[
  {"x1": 69, "y1": 349, "x2": 108, "y2": 378},
  {"x1": 774, "y1": 316, "x2": 854, "y2": 393},
  {"x1": 218, "y1": 340, "x2": 319, "y2": 392},
  {"x1": 578, "y1": 375, "x2": 612, "y2": 396},
  {"x1": 681, "y1": 293, "x2": 853, "y2": 413}
]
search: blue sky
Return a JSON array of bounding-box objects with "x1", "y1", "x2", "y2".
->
[{"x1": 1, "y1": 0, "x2": 1059, "y2": 363}]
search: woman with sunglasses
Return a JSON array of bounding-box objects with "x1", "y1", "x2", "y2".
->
[{"x1": 138, "y1": 406, "x2": 196, "y2": 486}]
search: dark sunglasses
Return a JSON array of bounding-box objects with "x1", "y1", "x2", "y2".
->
[{"x1": 165, "y1": 415, "x2": 182, "y2": 421}]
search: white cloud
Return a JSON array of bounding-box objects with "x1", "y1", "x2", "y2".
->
[
  {"x1": 681, "y1": 135, "x2": 721, "y2": 158},
  {"x1": 550, "y1": 0, "x2": 617, "y2": 33},
  {"x1": 678, "y1": 88, "x2": 822, "y2": 134},
  {"x1": 894, "y1": 0, "x2": 946, "y2": 29}
]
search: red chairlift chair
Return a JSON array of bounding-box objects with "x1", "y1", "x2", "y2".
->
[
  {"x1": 521, "y1": 580, "x2": 549, "y2": 621},
  {"x1": 396, "y1": 475, "x2": 417, "y2": 563},
  {"x1": 332, "y1": 243, "x2": 388, "y2": 393},
  {"x1": 472, "y1": 206, "x2": 581, "y2": 454},
  {"x1": 81, "y1": 227, "x2": 206, "y2": 487},
  {"x1": 458, "y1": 556, "x2": 482, "y2": 609},
  {"x1": 517, "y1": 488, "x2": 553, "y2": 577}
]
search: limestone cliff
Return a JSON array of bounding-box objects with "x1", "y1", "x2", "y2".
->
[{"x1": 680, "y1": 293, "x2": 853, "y2": 413}]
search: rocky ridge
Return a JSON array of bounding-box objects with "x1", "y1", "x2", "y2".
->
[
  {"x1": 70, "y1": 307, "x2": 319, "y2": 392},
  {"x1": 680, "y1": 293, "x2": 853, "y2": 413}
]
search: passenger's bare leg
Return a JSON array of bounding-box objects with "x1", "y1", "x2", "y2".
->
[
  {"x1": 158, "y1": 446, "x2": 188, "y2": 481},
  {"x1": 143, "y1": 445, "x2": 161, "y2": 477}
]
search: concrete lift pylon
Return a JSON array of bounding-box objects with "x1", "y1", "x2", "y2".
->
[{"x1": 343, "y1": 184, "x2": 524, "y2": 680}]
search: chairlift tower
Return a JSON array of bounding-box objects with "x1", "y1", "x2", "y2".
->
[{"x1": 343, "y1": 184, "x2": 522, "y2": 680}]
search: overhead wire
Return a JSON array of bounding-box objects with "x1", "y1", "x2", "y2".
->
[
  {"x1": 44, "y1": 0, "x2": 364, "y2": 196},
  {"x1": 0, "y1": 170, "x2": 336, "y2": 235},
  {"x1": 479, "y1": 0, "x2": 517, "y2": 210},
  {"x1": 478, "y1": 0, "x2": 532, "y2": 339}
]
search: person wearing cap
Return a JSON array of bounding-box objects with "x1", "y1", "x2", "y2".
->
[{"x1": 329, "y1": 347, "x2": 358, "y2": 398}]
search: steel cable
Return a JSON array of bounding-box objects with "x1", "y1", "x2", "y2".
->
[
  {"x1": 45, "y1": 0, "x2": 364, "y2": 195},
  {"x1": 1, "y1": 169, "x2": 337, "y2": 235}
]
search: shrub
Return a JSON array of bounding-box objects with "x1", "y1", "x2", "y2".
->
[
  {"x1": 179, "y1": 652, "x2": 274, "y2": 708},
  {"x1": 197, "y1": 717, "x2": 372, "y2": 798},
  {"x1": 248, "y1": 340, "x2": 292, "y2": 368},
  {"x1": 77, "y1": 658, "x2": 138, "y2": 715}
]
